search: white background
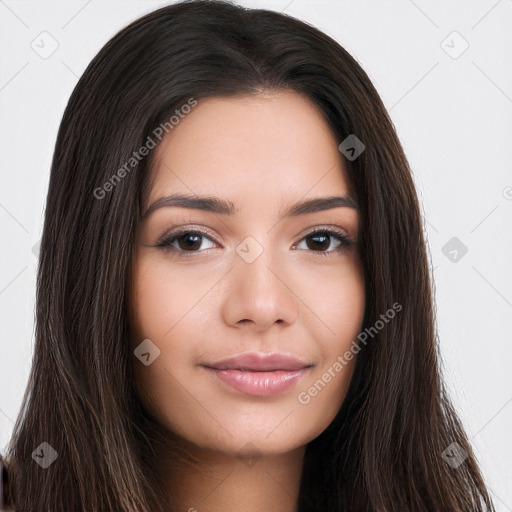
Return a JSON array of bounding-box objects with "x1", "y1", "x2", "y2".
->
[{"x1": 0, "y1": 0, "x2": 511, "y2": 509}]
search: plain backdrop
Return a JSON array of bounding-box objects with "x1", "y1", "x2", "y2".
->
[{"x1": 1, "y1": 0, "x2": 511, "y2": 509}]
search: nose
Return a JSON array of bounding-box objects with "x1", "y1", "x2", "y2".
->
[{"x1": 220, "y1": 243, "x2": 299, "y2": 332}]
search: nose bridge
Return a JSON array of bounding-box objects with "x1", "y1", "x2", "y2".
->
[
  {"x1": 221, "y1": 234, "x2": 299, "y2": 330},
  {"x1": 239, "y1": 237, "x2": 278, "y2": 294}
]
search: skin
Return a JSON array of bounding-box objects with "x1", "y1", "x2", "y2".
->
[{"x1": 129, "y1": 90, "x2": 365, "y2": 512}]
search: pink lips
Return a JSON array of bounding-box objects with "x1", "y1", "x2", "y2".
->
[{"x1": 202, "y1": 352, "x2": 312, "y2": 396}]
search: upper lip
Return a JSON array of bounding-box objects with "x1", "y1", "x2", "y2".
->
[{"x1": 203, "y1": 352, "x2": 312, "y2": 372}]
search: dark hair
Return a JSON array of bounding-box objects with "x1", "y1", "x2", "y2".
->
[{"x1": 1, "y1": 1, "x2": 494, "y2": 510}]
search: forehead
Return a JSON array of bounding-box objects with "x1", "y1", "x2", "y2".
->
[{"x1": 146, "y1": 91, "x2": 351, "y2": 211}]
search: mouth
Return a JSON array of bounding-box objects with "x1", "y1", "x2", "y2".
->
[
  {"x1": 203, "y1": 352, "x2": 312, "y2": 372},
  {"x1": 201, "y1": 352, "x2": 313, "y2": 396}
]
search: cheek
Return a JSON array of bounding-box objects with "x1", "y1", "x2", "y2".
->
[
  {"x1": 129, "y1": 259, "x2": 184, "y2": 386},
  {"x1": 293, "y1": 258, "x2": 365, "y2": 413},
  {"x1": 295, "y1": 255, "x2": 365, "y2": 341},
  {"x1": 130, "y1": 257, "x2": 206, "y2": 344},
  {"x1": 129, "y1": 256, "x2": 220, "y2": 419}
]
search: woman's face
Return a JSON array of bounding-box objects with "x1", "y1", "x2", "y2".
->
[{"x1": 130, "y1": 90, "x2": 365, "y2": 458}]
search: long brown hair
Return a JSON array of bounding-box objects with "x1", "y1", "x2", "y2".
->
[{"x1": 1, "y1": 1, "x2": 494, "y2": 510}]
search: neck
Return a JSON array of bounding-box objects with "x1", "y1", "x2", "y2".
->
[{"x1": 159, "y1": 440, "x2": 305, "y2": 512}]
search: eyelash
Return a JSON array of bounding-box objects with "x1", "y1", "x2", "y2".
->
[{"x1": 154, "y1": 226, "x2": 353, "y2": 258}]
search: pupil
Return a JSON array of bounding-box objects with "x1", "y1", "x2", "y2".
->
[
  {"x1": 308, "y1": 234, "x2": 329, "y2": 251},
  {"x1": 180, "y1": 234, "x2": 201, "y2": 250}
]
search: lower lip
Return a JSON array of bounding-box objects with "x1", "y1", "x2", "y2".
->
[{"x1": 204, "y1": 367, "x2": 309, "y2": 396}]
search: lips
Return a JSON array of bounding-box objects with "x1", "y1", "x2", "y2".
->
[
  {"x1": 203, "y1": 352, "x2": 312, "y2": 372},
  {"x1": 201, "y1": 352, "x2": 313, "y2": 396}
]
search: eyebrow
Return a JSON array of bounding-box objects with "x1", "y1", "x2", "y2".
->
[{"x1": 142, "y1": 193, "x2": 358, "y2": 219}]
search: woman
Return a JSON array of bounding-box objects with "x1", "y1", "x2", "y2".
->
[{"x1": 0, "y1": 0, "x2": 495, "y2": 510}]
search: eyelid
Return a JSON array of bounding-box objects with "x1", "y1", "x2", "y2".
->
[
  {"x1": 292, "y1": 226, "x2": 354, "y2": 255},
  {"x1": 154, "y1": 223, "x2": 354, "y2": 254},
  {"x1": 296, "y1": 224, "x2": 350, "y2": 241},
  {"x1": 155, "y1": 225, "x2": 220, "y2": 248}
]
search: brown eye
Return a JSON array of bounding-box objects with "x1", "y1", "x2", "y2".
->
[
  {"x1": 295, "y1": 228, "x2": 352, "y2": 257},
  {"x1": 155, "y1": 229, "x2": 217, "y2": 253},
  {"x1": 305, "y1": 233, "x2": 331, "y2": 251},
  {"x1": 175, "y1": 233, "x2": 203, "y2": 251}
]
